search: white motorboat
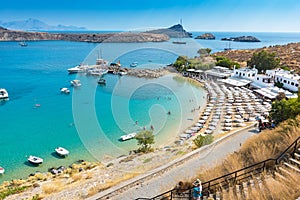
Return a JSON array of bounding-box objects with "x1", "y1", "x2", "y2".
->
[
  {"x1": 55, "y1": 147, "x2": 69, "y2": 157},
  {"x1": 0, "y1": 88, "x2": 9, "y2": 100},
  {"x1": 68, "y1": 66, "x2": 84, "y2": 74},
  {"x1": 0, "y1": 166, "x2": 4, "y2": 174},
  {"x1": 118, "y1": 71, "x2": 127, "y2": 76},
  {"x1": 70, "y1": 80, "x2": 81, "y2": 87},
  {"x1": 130, "y1": 62, "x2": 138, "y2": 67},
  {"x1": 60, "y1": 88, "x2": 70, "y2": 94},
  {"x1": 28, "y1": 155, "x2": 43, "y2": 165},
  {"x1": 87, "y1": 69, "x2": 108, "y2": 76},
  {"x1": 120, "y1": 132, "x2": 137, "y2": 141}
]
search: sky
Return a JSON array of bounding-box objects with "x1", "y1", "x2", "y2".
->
[{"x1": 1, "y1": 0, "x2": 300, "y2": 32}]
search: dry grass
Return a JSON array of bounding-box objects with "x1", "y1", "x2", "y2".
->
[
  {"x1": 195, "y1": 115, "x2": 300, "y2": 199},
  {"x1": 71, "y1": 173, "x2": 83, "y2": 182},
  {"x1": 42, "y1": 181, "x2": 63, "y2": 194}
]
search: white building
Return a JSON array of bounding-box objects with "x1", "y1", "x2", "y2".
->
[
  {"x1": 232, "y1": 66, "x2": 273, "y2": 89},
  {"x1": 266, "y1": 68, "x2": 300, "y2": 92}
]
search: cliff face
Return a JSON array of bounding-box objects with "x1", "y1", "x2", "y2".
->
[{"x1": 0, "y1": 27, "x2": 169, "y2": 43}]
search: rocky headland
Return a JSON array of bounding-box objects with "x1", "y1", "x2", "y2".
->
[
  {"x1": 213, "y1": 42, "x2": 300, "y2": 70},
  {"x1": 195, "y1": 33, "x2": 215, "y2": 40},
  {"x1": 0, "y1": 26, "x2": 169, "y2": 43},
  {"x1": 145, "y1": 24, "x2": 192, "y2": 38},
  {"x1": 221, "y1": 36, "x2": 260, "y2": 42}
]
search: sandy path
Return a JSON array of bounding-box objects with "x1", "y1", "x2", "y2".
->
[{"x1": 88, "y1": 126, "x2": 257, "y2": 200}]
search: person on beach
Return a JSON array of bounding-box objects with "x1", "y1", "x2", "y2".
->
[{"x1": 193, "y1": 179, "x2": 202, "y2": 200}]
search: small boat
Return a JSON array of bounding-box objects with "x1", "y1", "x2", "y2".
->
[
  {"x1": 60, "y1": 87, "x2": 70, "y2": 94},
  {"x1": 120, "y1": 132, "x2": 137, "y2": 141},
  {"x1": 0, "y1": 166, "x2": 4, "y2": 174},
  {"x1": 172, "y1": 41, "x2": 186, "y2": 44},
  {"x1": 0, "y1": 88, "x2": 9, "y2": 100},
  {"x1": 67, "y1": 65, "x2": 84, "y2": 74},
  {"x1": 55, "y1": 147, "x2": 69, "y2": 157},
  {"x1": 118, "y1": 71, "x2": 127, "y2": 76},
  {"x1": 28, "y1": 155, "x2": 43, "y2": 165},
  {"x1": 97, "y1": 78, "x2": 106, "y2": 85},
  {"x1": 130, "y1": 62, "x2": 138, "y2": 67},
  {"x1": 19, "y1": 41, "x2": 28, "y2": 47},
  {"x1": 70, "y1": 80, "x2": 81, "y2": 87}
]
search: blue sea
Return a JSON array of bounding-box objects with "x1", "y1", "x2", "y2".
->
[{"x1": 0, "y1": 31, "x2": 300, "y2": 182}]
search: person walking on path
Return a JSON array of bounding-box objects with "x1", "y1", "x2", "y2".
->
[{"x1": 193, "y1": 179, "x2": 202, "y2": 200}]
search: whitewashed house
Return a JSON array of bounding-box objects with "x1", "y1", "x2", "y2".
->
[{"x1": 266, "y1": 68, "x2": 300, "y2": 92}]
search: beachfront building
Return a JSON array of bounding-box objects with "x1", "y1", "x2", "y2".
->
[
  {"x1": 266, "y1": 68, "x2": 300, "y2": 92},
  {"x1": 205, "y1": 66, "x2": 232, "y2": 80}
]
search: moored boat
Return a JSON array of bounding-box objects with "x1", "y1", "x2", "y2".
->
[
  {"x1": 130, "y1": 62, "x2": 138, "y2": 67},
  {"x1": 0, "y1": 166, "x2": 4, "y2": 174},
  {"x1": 28, "y1": 155, "x2": 43, "y2": 165},
  {"x1": 19, "y1": 41, "x2": 28, "y2": 47},
  {"x1": 55, "y1": 147, "x2": 69, "y2": 157},
  {"x1": 70, "y1": 80, "x2": 81, "y2": 87},
  {"x1": 67, "y1": 66, "x2": 84, "y2": 74},
  {"x1": 60, "y1": 87, "x2": 70, "y2": 94},
  {"x1": 97, "y1": 78, "x2": 106, "y2": 85},
  {"x1": 120, "y1": 132, "x2": 137, "y2": 141},
  {"x1": 0, "y1": 88, "x2": 9, "y2": 100}
]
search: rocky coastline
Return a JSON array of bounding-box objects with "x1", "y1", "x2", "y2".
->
[
  {"x1": 195, "y1": 33, "x2": 215, "y2": 40},
  {"x1": 0, "y1": 26, "x2": 169, "y2": 43},
  {"x1": 221, "y1": 36, "x2": 260, "y2": 42}
]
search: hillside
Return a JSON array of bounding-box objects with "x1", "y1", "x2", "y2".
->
[
  {"x1": 0, "y1": 27, "x2": 169, "y2": 43},
  {"x1": 213, "y1": 42, "x2": 300, "y2": 70},
  {"x1": 145, "y1": 24, "x2": 192, "y2": 38}
]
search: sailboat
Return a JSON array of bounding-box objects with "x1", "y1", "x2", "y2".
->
[
  {"x1": 19, "y1": 40, "x2": 28, "y2": 47},
  {"x1": 172, "y1": 19, "x2": 186, "y2": 45},
  {"x1": 224, "y1": 41, "x2": 232, "y2": 51}
]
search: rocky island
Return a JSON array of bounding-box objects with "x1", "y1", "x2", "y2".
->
[
  {"x1": 0, "y1": 26, "x2": 169, "y2": 43},
  {"x1": 195, "y1": 33, "x2": 215, "y2": 40},
  {"x1": 221, "y1": 36, "x2": 260, "y2": 42},
  {"x1": 145, "y1": 24, "x2": 192, "y2": 38}
]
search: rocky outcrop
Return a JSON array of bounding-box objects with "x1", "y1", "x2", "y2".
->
[
  {"x1": 221, "y1": 36, "x2": 260, "y2": 42},
  {"x1": 0, "y1": 27, "x2": 169, "y2": 43},
  {"x1": 213, "y1": 42, "x2": 300, "y2": 70},
  {"x1": 145, "y1": 24, "x2": 192, "y2": 38},
  {"x1": 195, "y1": 33, "x2": 215, "y2": 40}
]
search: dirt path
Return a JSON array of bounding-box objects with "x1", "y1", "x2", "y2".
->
[{"x1": 88, "y1": 126, "x2": 258, "y2": 200}]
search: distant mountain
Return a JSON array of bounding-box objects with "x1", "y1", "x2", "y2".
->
[
  {"x1": 0, "y1": 18, "x2": 86, "y2": 31},
  {"x1": 145, "y1": 24, "x2": 192, "y2": 38}
]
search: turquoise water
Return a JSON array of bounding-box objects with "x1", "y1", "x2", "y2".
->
[{"x1": 0, "y1": 40, "x2": 204, "y2": 182}]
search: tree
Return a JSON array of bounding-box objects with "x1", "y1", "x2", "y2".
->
[
  {"x1": 193, "y1": 134, "x2": 213, "y2": 148},
  {"x1": 276, "y1": 92, "x2": 286, "y2": 101},
  {"x1": 247, "y1": 50, "x2": 280, "y2": 73},
  {"x1": 135, "y1": 130, "x2": 155, "y2": 153},
  {"x1": 173, "y1": 56, "x2": 188, "y2": 72},
  {"x1": 215, "y1": 56, "x2": 240, "y2": 69}
]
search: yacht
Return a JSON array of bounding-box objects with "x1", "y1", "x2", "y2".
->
[
  {"x1": 67, "y1": 65, "x2": 84, "y2": 74},
  {"x1": 118, "y1": 71, "x2": 127, "y2": 76},
  {"x1": 87, "y1": 69, "x2": 108, "y2": 76},
  {"x1": 120, "y1": 132, "x2": 137, "y2": 141},
  {"x1": 28, "y1": 155, "x2": 43, "y2": 165},
  {"x1": 97, "y1": 78, "x2": 106, "y2": 85},
  {"x1": 130, "y1": 62, "x2": 138, "y2": 68},
  {"x1": 60, "y1": 88, "x2": 70, "y2": 94},
  {"x1": 19, "y1": 41, "x2": 28, "y2": 47},
  {"x1": 0, "y1": 88, "x2": 9, "y2": 100},
  {"x1": 55, "y1": 147, "x2": 69, "y2": 157},
  {"x1": 0, "y1": 166, "x2": 4, "y2": 174},
  {"x1": 70, "y1": 80, "x2": 81, "y2": 87}
]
